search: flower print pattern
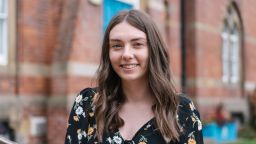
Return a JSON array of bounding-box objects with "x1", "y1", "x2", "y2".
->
[
  {"x1": 67, "y1": 135, "x2": 71, "y2": 144},
  {"x1": 65, "y1": 88, "x2": 203, "y2": 144},
  {"x1": 188, "y1": 137, "x2": 197, "y2": 144},
  {"x1": 89, "y1": 112, "x2": 94, "y2": 117},
  {"x1": 107, "y1": 137, "x2": 113, "y2": 143},
  {"x1": 138, "y1": 136, "x2": 148, "y2": 144},
  {"x1": 191, "y1": 112, "x2": 203, "y2": 131},
  {"x1": 76, "y1": 129, "x2": 87, "y2": 142},
  {"x1": 73, "y1": 116, "x2": 79, "y2": 122},
  {"x1": 75, "y1": 94, "x2": 83, "y2": 103},
  {"x1": 189, "y1": 102, "x2": 196, "y2": 111},
  {"x1": 113, "y1": 136, "x2": 122, "y2": 144},
  {"x1": 87, "y1": 127, "x2": 94, "y2": 136},
  {"x1": 76, "y1": 106, "x2": 83, "y2": 115}
]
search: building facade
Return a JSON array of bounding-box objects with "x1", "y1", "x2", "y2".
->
[{"x1": 0, "y1": 0, "x2": 256, "y2": 143}]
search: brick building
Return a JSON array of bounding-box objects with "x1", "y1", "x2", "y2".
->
[{"x1": 0, "y1": 0, "x2": 256, "y2": 143}]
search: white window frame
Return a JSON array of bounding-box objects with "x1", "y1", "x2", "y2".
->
[{"x1": 0, "y1": 0, "x2": 8, "y2": 65}]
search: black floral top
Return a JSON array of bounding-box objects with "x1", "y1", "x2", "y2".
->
[{"x1": 65, "y1": 88, "x2": 203, "y2": 144}]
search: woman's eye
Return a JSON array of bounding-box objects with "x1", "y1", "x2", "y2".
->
[
  {"x1": 111, "y1": 44, "x2": 122, "y2": 48},
  {"x1": 134, "y1": 43, "x2": 144, "y2": 47}
]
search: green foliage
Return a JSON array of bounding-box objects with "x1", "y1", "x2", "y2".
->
[{"x1": 237, "y1": 125, "x2": 256, "y2": 140}]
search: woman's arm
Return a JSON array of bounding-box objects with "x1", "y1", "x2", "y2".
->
[{"x1": 64, "y1": 88, "x2": 95, "y2": 144}]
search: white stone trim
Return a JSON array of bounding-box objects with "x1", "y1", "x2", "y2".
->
[
  {"x1": 246, "y1": 35, "x2": 256, "y2": 45},
  {"x1": 148, "y1": 0, "x2": 164, "y2": 11},
  {"x1": 190, "y1": 22, "x2": 220, "y2": 34},
  {"x1": 0, "y1": 95, "x2": 18, "y2": 119},
  {"x1": 244, "y1": 81, "x2": 256, "y2": 91},
  {"x1": 47, "y1": 95, "x2": 67, "y2": 107},
  {"x1": 186, "y1": 78, "x2": 223, "y2": 88},
  {"x1": 67, "y1": 62, "x2": 99, "y2": 77},
  {"x1": 51, "y1": 62, "x2": 66, "y2": 76},
  {"x1": 18, "y1": 95, "x2": 68, "y2": 107},
  {"x1": 19, "y1": 95, "x2": 48, "y2": 107},
  {"x1": 19, "y1": 63, "x2": 50, "y2": 76},
  {"x1": 19, "y1": 62, "x2": 99, "y2": 77}
]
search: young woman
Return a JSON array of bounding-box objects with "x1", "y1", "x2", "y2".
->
[{"x1": 65, "y1": 10, "x2": 203, "y2": 144}]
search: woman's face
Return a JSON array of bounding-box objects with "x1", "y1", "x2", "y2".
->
[{"x1": 109, "y1": 21, "x2": 149, "y2": 82}]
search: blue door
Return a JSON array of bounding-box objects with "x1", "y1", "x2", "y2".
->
[{"x1": 103, "y1": 0, "x2": 134, "y2": 31}]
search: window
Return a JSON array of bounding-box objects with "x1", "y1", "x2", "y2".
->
[
  {"x1": 0, "y1": 0, "x2": 8, "y2": 65},
  {"x1": 221, "y1": 22, "x2": 229, "y2": 83},
  {"x1": 103, "y1": 0, "x2": 140, "y2": 31},
  {"x1": 221, "y1": 3, "x2": 242, "y2": 84},
  {"x1": 230, "y1": 25, "x2": 239, "y2": 83}
]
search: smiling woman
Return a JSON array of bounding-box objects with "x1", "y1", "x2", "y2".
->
[{"x1": 65, "y1": 10, "x2": 203, "y2": 144}]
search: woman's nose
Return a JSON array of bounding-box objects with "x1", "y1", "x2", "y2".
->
[{"x1": 122, "y1": 45, "x2": 134, "y2": 60}]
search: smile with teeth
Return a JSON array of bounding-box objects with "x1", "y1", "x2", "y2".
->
[{"x1": 120, "y1": 64, "x2": 139, "y2": 69}]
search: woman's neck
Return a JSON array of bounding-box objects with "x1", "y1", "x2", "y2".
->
[{"x1": 121, "y1": 79, "x2": 154, "y2": 104}]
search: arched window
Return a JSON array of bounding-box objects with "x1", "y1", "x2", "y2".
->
[{"x1": 221, "y1": 3, "x2": 242, "y2": 84}]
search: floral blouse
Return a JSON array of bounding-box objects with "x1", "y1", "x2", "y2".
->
[{"x1": 65, "y1": 88, "x2": 203, "y2": 144}]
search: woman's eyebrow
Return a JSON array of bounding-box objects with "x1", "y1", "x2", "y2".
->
[
  {"x1": 109, "y1": 38, "x2": 146, "y2": 42},
  {"x1": 131, "y1": 38, "x2": 147, "y2": 42},
  {"x1": 109, "y1": 39, "x2": 121, "y2": 42}
]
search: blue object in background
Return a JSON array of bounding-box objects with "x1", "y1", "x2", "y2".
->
[
  {"x1": 203, "y1": 122, "x2": 238, "y2": 143},
  {"x1": 103, "y1": 0, "x2": 134, "y2": 31}
]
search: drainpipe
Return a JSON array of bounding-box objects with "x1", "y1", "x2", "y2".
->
[{"x1": 180, "y1": 0, "x2": 186, "y2": 93}]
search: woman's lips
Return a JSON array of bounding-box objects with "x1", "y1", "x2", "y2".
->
[{"x1": 120, "y1": 64, "x2": 139, "y2": 69}]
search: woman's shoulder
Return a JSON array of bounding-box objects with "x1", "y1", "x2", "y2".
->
[
  {"x1": 78, "y1": 87, "x2": 97, "y2": 99},
  {"x1": 177, "y1": 93, "x2": 196, "y2": 111},
  {"x1": 176, "y1": 93, "x2": 201, "y2": 122},
  {"x1": 79, "y1": 87, "x2": 97, "y2": 96},
  {"x1": 74, "y1": 87, "x2": 97, "y2": 106}
]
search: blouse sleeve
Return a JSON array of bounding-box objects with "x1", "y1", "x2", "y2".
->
[
  {"x1": 177, "y1": 95, "x2": 204, "y2": 144},
  {"x1": 65, "y1": 88, "x2": 95, "y2": 144}
]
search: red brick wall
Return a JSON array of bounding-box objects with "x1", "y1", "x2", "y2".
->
[
  {"x1": 16, "y1": 0, "x2": 65, "y2": 143},
  {"x1": 242, "y1": 0, "x2": 256, "y2": 81}
]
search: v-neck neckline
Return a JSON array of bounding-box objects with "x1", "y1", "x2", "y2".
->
[{"x1": 116, "y1": 117, "x2": 155, "y2": 142}]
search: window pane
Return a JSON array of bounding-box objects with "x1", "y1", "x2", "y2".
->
[
  {"x1": 230, "y1": 25, "x2": 240, "y2": 83},
  {"x1": 221, "y1": 25, "x2": 230, "y2": 82},
  {"x1": 231, "y1": 35, "x2": 239, "y2": 61},
  {"x1": 222, "y1": 34, "x2": 229, "y2": 59},
  {"x1": 0, "y1": 0, "x2": 7, "y2": 65},
  {"x1": 0, "y1": 20, "x2": 3, "y2": 54},
  {"x1": 222, "y1": 60, "x2": 229, "y2": 82},
  {"x1": 230, "y1": 37, "x2": 239, "y2": 82},
  {"x1": 0, "y1": 0, "x2": 6, "y2": 14}
]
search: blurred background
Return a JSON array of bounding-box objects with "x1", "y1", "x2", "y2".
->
[{"x1": 0, "y1": 0, "x2": 256, "y2": 143}]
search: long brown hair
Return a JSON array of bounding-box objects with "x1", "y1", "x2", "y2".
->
[{"x1": 94, "y1": 9, "x2": 180, "y2": 142}]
